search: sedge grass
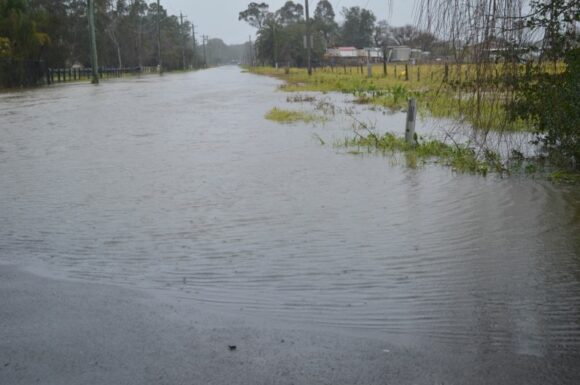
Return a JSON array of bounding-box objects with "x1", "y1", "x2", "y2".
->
[
  {"x1": 340, "y1": 131, "x2": 505, "y2": 175},
  {"x1": 265, "y1": 107, "x2": 326, "y2": 124}
]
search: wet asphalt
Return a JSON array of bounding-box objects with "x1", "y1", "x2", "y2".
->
[{"x1": 2, "y1": 265, "x2": 579, "y2": 385}]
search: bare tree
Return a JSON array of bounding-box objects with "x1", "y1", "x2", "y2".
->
[{"x1": 415, "y1": 0, "x2": 530, "y2": 138}]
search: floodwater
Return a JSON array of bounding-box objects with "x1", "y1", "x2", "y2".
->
[{"x1": 1, "y1": 66, "x2": 579, "y2": 356}]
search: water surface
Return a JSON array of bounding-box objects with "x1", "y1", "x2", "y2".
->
[{"x1": 1, "y1": 66, "x2": 579, "y2": 357}]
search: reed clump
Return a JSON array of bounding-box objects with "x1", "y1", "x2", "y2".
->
[{"x1": 265, "y1": 107, "x2": 326, "y2": 124}]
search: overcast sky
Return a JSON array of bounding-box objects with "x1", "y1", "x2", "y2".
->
[{"x1": 161, "y1": 1, "x2": 417, "y2": 45}]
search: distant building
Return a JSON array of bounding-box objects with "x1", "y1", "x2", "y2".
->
[
  {"x1": 388, "y1": 46, "x2": 412, "y2": 62},
  {"x1": 324, "y1": 46, "x2": 430, "y2": 64},
  {"x1": 333, "y1": 47, "x2": 358, "y2": 58},
  {"x1": 363, "y1": 47, "x2": 383, "y2": 59}
]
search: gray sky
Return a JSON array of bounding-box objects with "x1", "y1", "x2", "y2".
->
[{"x1": 162, "y1": 1, "x2": 417, "y2": 45}]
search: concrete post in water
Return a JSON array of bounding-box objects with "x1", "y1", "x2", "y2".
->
[{"x1": 405, "y1": 98, "x2": 417, "y2": 145}]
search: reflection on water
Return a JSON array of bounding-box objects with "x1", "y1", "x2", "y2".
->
[{"x1": 1, "y1": 66, "x2": 579, "y2": 356}]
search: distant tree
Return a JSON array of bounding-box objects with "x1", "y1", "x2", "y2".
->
[
  {"x1": 238, "y1": 2, "x2": 270, "y2": 30},
  {"x1": 0, "y1": 0, "x2": 50, "y2": 86},
  {"x1": 313, "y1": 0, "x2": 338, "y2": 47},
  {"x1": 374, "y1": 20, "x2": 395, "y2": 47},
  {"x1": 276, "y1": 1, "x2": 303, "y2": 26},
  {"x1": 408, "y1": 31, "x2": 437, "y2": 51},
  {"x1": 0, "y1": 0, "x2": 202, "y2": 86},
  {"x1": 339, "y1": 6, "x2": 376, "y2": 48},
  {"x1": 527, "y1": 0, "x2": 579, "y2": 61},
  {"x1": 127, "y1": 0, "x2": 148, "y2": 67},
  {"x1": 390, "y1": 25, "x2": 418, "y2": 46},
  {"x1": 106, "y1": 0, "x2": 127, "y2": 68}
]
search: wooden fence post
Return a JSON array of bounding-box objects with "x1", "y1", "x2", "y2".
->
[{"x1": 405, "y1": 98, "x2": 417, "y2": 145}]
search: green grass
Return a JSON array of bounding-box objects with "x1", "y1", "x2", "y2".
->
[
  {"x1": 265, "y1": 107, "x2": 326, "y2": 124},
  {"x1": 245, "y1": 64, "x2": 546, "y2": 132},
  {"x1": 548, "y1": 170, "x2": 580, "y2": 184},
  {"x1": 340, "y1": 131, "x2": 505, "y2": 175}
]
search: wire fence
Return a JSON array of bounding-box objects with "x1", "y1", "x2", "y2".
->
[
  {"x1": 0, "y1": 58, "x2": 47, "y2": 88},
  {"x1": 1, "y1": 58, "x2": 155, "y2": 88},
  {"x1": 46, "y1": 66, "x2": 143, "y2": 84}
]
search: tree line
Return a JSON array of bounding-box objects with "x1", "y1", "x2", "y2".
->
[
  {"x1": 0, "y1": 0, "x2": 204, "y2": 87},
  {"x1": 239, "y1": 1, "x2": 441, "y2": 67}
]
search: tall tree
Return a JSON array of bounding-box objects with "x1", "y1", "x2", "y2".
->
[
  {"x1": 238, "y1": 2, "x2": 270, "y2": 30},
  {"x1": 105, "y1": 0, "x2": 126, "y2": 68},
  {"x1": 313, "y1": 0, "x2": 337, "y2": 47},
  {"x1": 0, "y1": 0, "x2": 50, "y2": 86},
  {"x1": 339, "y1": 6, "x2": 376, "y2": 48},
  {"x1": 276, "y1": 1, "x2": 303, "y2": 26}
]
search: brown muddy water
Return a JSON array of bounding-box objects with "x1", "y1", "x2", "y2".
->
[{"x1": 1, "y1": 66, "x2": 579, "y2": 356}]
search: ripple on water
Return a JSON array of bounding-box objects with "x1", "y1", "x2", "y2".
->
[{"x1": 0, "y1": 67, "x2": 579, "y2": 355}]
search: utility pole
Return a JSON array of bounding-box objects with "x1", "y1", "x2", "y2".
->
[
  {"x1": 180, "y1": 12, "x2": 186, "y2": 70},
  {"x1": 192, "y1": 24, "x2": 197, "y2": 68},
  {"x1": 87, "y1": 0, "x2": 99, "y2": 84},
  {"x1": 137, "y1": 7, "x2": 143, "y2": 68},
  {"x1": 248, "y1": 35, "x2": 253, "y2": 66},
  {"x1": 156, "y1": 0, "x2": 163, "y2": 74},
  {"x1": 305, "y1": 0, "x2": 312, "y2": 76},
  {"x1": 202, "y1": 35, "x2": 208, "y2": 68}
]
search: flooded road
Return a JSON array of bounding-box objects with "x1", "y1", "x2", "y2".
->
[{"x1": 1, "y1": 66, "x2": 579, "y2": 358}]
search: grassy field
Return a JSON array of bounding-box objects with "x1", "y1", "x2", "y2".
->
[{"x1": 247, "y1": 63, "x2": 565, "y2": 132}]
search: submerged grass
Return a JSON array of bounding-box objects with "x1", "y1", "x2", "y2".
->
[
  {"x1": 340, "y1": 131, "x2": 505, "y2": 175},
  {"x1": 265, "y1": 107, "x2": 326, "y2": 124},
  {"x1": 548, "y1": 170, "x2": 580, "y2": 184}
]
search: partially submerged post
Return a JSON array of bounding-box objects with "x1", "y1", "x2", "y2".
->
[{"x1": 405, "y1": 99, "x2": 417, "y2": 145}]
